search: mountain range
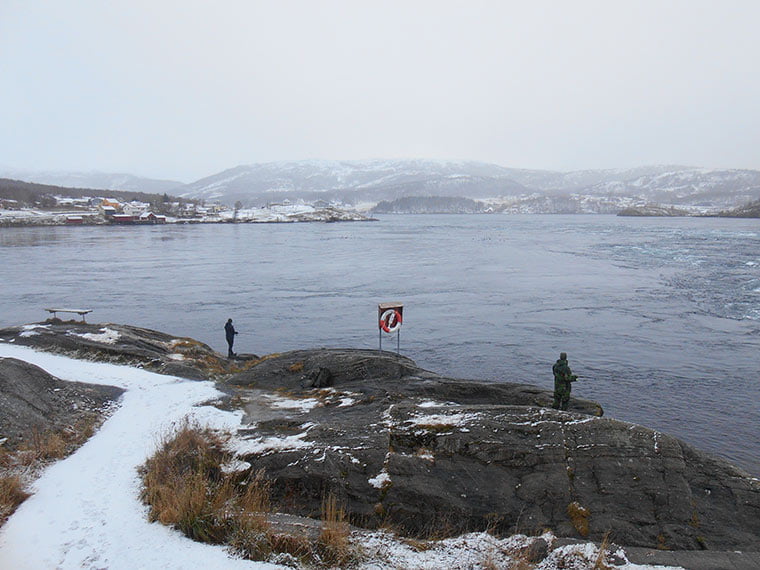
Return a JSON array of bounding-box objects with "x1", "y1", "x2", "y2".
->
[{"x1": 3, "y1": 160, "x2": 760, "y2": 214}]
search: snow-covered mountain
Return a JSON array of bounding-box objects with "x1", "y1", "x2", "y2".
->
[
  {"x1": 5, "y1": 161, "x2": 760, "y2": 213},
  {"x1": 178, "y1": 159, "x2": 528, "y2": 206},
  {"x1": 177, "y1": 160, "x2": 760, "y2": 212},
  {"x1": 0, "y1": 169, "x2": 184, "y2": 194}
]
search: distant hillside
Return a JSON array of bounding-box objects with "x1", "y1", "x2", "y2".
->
[
  {"x1": 178, "y1": 160, "x2": 527, "y2": 206},
  {"x1": 0, "y1": 178, "x2": 190, "y2": 208},
  {"x1": 372, "y1": 196, "x2": 487, "y2": 214},
  {"x1": 5, "y1": 160, "x2": 760, "y2": 214},
  {"x1": 0, "y1": 169, "x2": 183, "y2": 194},
  {"x1": 176, "y1": 160, "x2": 760, "y2": 213},
  {"x1": 717, "y1": 199, "x2": 760, "y2": 217}
]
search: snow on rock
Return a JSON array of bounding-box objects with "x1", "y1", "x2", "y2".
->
[
  {"x1": 263, "y1": 393, "x2": 321, "y2": 413},
  {"x1": 70, "y1": 327, "x2": 121, "y2": 344},
  {"x1": 368, "y1": 470, "x2": 392, "y2": 490},
  {"x1": 18, "y1": 324, "x2": 49, "y2": 337},
  {"x1": 229, "y1": 424, "x2": 317, "y2": 456},
  {"x1": 406, "y1": 411, "x2": 481, "y2": 428},
  {"x1": 221, "y1": 458, "x2": 252, "y2": 474}
]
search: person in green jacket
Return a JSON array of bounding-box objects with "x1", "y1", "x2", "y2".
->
[{"x1": 552, "y1": 352, "x2": 577, "y2": 411}]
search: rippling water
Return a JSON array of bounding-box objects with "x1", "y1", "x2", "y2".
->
[{"x1": 1, "y1": 215, "x2": 758, "y2": 474}]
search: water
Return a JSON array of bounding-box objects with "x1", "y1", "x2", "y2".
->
[{"x1": 1, "y1": 215, "x2": 758, "y2": 475}]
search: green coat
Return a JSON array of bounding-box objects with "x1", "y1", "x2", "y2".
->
[{"x1": 552, "y1": 358, "x2": 575, "y2": 396}]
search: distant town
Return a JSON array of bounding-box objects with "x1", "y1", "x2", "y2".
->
[{"x1": 0, "y1": 194, "x2": 371, "y2": 227}]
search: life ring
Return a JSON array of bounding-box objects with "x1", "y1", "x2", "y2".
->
[{"x1": 379, "y1": 308, "x2": 402, "y2": 333}]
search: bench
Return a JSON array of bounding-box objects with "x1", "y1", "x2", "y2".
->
[{"x1": 44, "y1": 308, "x2": 93, "y2": 322}]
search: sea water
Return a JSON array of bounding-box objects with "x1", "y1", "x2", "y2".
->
[{"x1": 1, "y1": 214, "x2": 758, "y2": 474}]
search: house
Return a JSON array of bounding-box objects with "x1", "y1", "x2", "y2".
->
[
  {"x1": 111, "y1": 214, "x2": 134, "y2": 224},
  {"x1": 138, "y1": 212, "x2": 167, "y2": 224},
  {"x1": 123, "y1": 201, "x2": 150, "y2": 217},
  {"x1": 101, "y1": 206, "x2": 117, "y2": 218},
  {"x1": 101, "y1": 198, "x2": 122, "y2": 209},
  {"x1": 65, "y1": 216, "x2": 84, "y2": 224}
]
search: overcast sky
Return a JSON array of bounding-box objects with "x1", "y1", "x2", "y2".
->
[{"x1": 2, "y1": 1, "x2": 759, "y2": 182}]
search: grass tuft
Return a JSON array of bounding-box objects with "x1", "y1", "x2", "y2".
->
[
  {"x1": 592, "y1": 531, "x2": 614, "y2": 569},
  {"x1": 567, "y1": 501, "x2": 590, "y2": 537},
  {"x1": 0, "y1": 475, "x2": 30, "y2": 525},
  {"x1": 317, "y1": 492, "x2": 355, "y2": 566}
]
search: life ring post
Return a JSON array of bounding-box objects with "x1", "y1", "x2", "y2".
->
[{"x1": 378, "y1": 302, "x2": 404, "y2": 354}]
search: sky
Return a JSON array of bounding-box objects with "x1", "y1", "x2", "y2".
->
[{"x1": 1, "y1": 0, "x2": 760, "y2": 182}]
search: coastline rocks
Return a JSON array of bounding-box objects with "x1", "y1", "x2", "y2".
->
[
  {"x1": 617, "y1": 205, "x2": 690, "y2": 217},
  {"x1": 226, "y1": 349, "x2": 760, "y2": 551},
  {"x1": 0, "y1": 357, "x2": 123, "y2": 448},
  {"x1": 226, "y1": 348, "x2": 603, "y2": 416},
  {"x1": 2, "y1": 325, "x2": 759, "y2": 552},
  {"x1": 0, "y1": 321, "x2": 244, "y2": 379}
]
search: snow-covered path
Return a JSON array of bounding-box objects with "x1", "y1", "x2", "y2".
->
[{"x1": 0, "y1": 344, "x2": 280, "y2": 570}]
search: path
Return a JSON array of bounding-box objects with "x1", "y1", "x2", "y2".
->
[{"x1": 0, "y1": 344, "x2": 279, "y2": 570}]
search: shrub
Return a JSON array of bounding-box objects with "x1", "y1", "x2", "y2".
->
[
  {"x1": 0, "y1": 475, "x2": 30, "y2": 525},
  {"x1": 140, "y1": 422, "x2": 360, "y2": 567}
]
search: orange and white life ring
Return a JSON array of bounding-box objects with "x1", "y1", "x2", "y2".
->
[{"x1": 379, "y1": 308, "x2": 402, "y2": 333}]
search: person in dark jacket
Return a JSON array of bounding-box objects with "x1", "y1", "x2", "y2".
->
[
  {"x1": 224, "y1": 318, "x2": 237, "y2": 358},
  {"x1": 552, "y1": 352, "x2": 577, "y2": 410}
]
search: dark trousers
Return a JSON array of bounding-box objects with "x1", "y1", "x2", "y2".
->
[{"x1": 226, "y1": 337, "x2": 235, "y2": 357}]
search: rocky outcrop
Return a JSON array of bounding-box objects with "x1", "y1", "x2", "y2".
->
[
  {"x1": 2, "y1": 324, "x2": 758, "y2": 552},
  {"x1": 225, "y1": 349, "x2": 760, "y2": 551},
  {"x1": 0, "y1": 357, "x2": 123, "y2": 448},
  {"x1": 0, "y1": 321, "x2": 255, "y2": 380}
]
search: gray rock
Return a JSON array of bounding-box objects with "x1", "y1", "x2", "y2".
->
[
  {"x1": 0, "y1": 357, "x2": 123, "y2": 447},
  {"x1": 225, "y1": 349, "x2": 760, "y2": 551},
  {"x1": 0, "y1": 321, "x2": 236, "y2": 380}
]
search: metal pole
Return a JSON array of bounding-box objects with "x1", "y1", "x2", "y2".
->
[
  {"x1": 397, "y1": 329, "x2": 400, "y2": 354},
  {"x1": 379, "y1": 327, "x2": 382, "y2": 352}
]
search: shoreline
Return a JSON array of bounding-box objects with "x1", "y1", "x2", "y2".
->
[{"x1": 2, "y1": 320, "x2": 759, "y2": 556}]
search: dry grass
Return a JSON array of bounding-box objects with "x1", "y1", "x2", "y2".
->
[
  {"x1": 317, "y1": 493, "x2": 355, "y2": 566},
  {"x1": 592, "y1": 531, "x2": 613, "y2": 570},
  {"x1": 0, "y1": 474, "x2": 30, "y2": 525},
  {"x1": 140, "y1": 421, "x2": 232, "y2": 542},
  {"x1": 140, "y1": 423, "x2": 360, "y2": 567},
  {"x1": 0, "y1": 416, "x2": 103, "y2": 528},
  {"x1": 567, "y1": 501, "x2": 590, "y2": 537}
]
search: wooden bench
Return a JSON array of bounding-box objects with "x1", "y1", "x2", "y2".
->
[{"x1": 44, "y1": 308, "x2": 93, "y2": 322}]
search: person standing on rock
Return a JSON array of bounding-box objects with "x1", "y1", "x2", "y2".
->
[
  {"x1": 224, "y1": 318, "x2": 238, "y2": 358},
  {"x1": 552, "y1": 352, "x2": 577, "y2": 410}
]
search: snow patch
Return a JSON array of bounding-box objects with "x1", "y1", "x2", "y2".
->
[
  {"x1": 19, "y1": 324, "x2": 49, "y2": 337},
  {"x1": 407, "y1": 412, "x2": 481, "y2": 428},
  {"x1": 70, "y1": 327, "x2": 121, "y2": 344},
  {"x1": 229, "y1": 424, "x2": 316, "y2": 456},
  {"x1": 368, "y1": 470, "x2": 392, "y2": 490},
  {"x1": 264, "y1": 394, "x2": 321, "y2": 413},
  {"x1": 220, "y1": 458, "x2": 251, "y2": 474}
]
